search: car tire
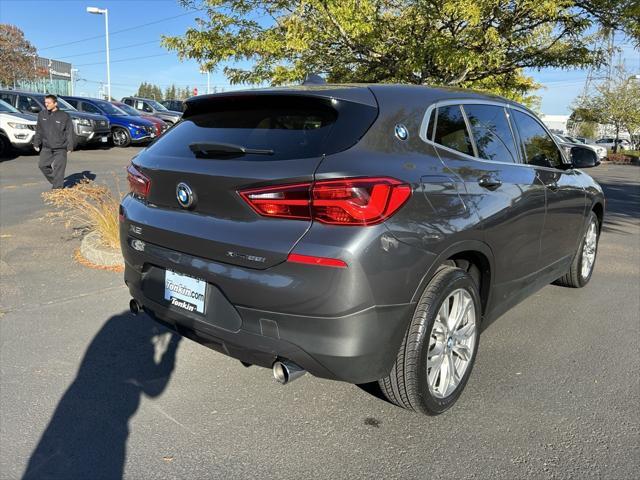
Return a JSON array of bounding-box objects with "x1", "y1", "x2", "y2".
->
[
  {"x1": 554, "y1": 211, "x2": 600, "y2": 288},
  {"x1": 0, "y1": 135, "x2": 10, "y2": 158},
  {"x1": 379, "y1": 266, "x2": 481, "y2": 415},
  {"x1": 111, "y1": 127, "x2": 131, "y2": 148}
]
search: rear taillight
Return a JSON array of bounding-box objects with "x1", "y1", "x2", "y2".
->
[
  {"x1": 240, "y1": 177, "x2": 411, "y2": 226},
  {"x1": 239, "y1": 183, "x2": 311, "y2": 220},
  {"x1": 127, "y1": 163, "x2": 151, "y2": 199}
]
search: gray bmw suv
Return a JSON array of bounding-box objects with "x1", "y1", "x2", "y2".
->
[{"x1": 120, "y1": 85, "x2": 604, "y2": 415}]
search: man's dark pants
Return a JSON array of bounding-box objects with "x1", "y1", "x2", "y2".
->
[{"x1": 39, "y1": 148, "x2": 67, "y2": 189}]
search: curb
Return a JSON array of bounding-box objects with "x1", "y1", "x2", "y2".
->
[{"x1": 79, "y1": 231, "x2": 124, "y2": 270}]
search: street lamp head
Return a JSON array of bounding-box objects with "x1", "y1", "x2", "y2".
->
[{"x1": 86, "y1": 6, "x2": 106, "y2": 14}]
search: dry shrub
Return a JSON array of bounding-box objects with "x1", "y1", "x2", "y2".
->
[{"x1": 42, "y1": 179, "x2": 120, "y2": 250}]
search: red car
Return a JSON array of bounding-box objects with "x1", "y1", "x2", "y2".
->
[{"x1": 111, "y1": 101, "x2": 168, "y2": 137}]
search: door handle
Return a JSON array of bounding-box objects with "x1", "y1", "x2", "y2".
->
[{"x1": 478, "y1": 175, "x2": 502, "y2": 190}]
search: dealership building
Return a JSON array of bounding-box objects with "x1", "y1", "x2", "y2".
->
[{"x1": 16, "y1": 56, "x2": 73, "y2": 96}]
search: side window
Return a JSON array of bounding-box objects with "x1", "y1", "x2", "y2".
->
[
  {"x1": 433, "y1": 105, "x2": 473, "y2": 156},
  {"x1": 512, "y1": 111, "x2": 562, "y2": 169},
  {"x1": 0, "y1": 93, "x2": 16, "y2": 106},
  {"x1": 18, "y1": 95, "x2": 41, "y2": 113},
  {"x1": 135, "y1": 100, "x2": 145, "y2": 110},
  {"x1": 82, "y1": 102, "x2": 101, "y2": 114},
  {"x1": 142, "y1": 102, "x2": 153, "y2": 113},
  {"x1": 65, "y1": 99, "x2": 78, "y2": 108},
  {"x1": 463, "y1": 104, "x2": 518, "y2": 163},
  {"x1": 124, "y1": 98, "x2": 133, "y2": 106}
]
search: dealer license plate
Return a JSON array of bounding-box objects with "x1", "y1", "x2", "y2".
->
[{"x1": 164, "y1": 270, "x2": 206, "y2": 314}]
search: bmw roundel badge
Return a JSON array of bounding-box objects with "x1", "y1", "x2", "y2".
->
[
  {"x1": 395, "y1": 124, "x2": 409, "y2": 141},
  {"x1": 176, "y1": 182, "x2": 195, "y2": 209}
]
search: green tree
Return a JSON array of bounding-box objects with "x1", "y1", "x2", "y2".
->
[
  {"x1": 165, "y1": 84, "x2": 178, "y2": 99},
  {"x1": 162, "y1": 0, "x2": 635, "y2": 103},
  {"x1": 575, "y1": 66, "x2": 640, "y2": 152},
  {"x1": 0, "y1": 24, "x2": 37, "y2": 88}
]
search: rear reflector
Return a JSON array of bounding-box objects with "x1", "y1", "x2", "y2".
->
[
  {"x1": 240, "y1": 177, "x2": 411, "y2": 225},
  {"x1": 126, "y1": 163, "x2": 151, "y2": 199},
  {"x1": 287, "y1": 253, "x2": 347, "y2": 268}
]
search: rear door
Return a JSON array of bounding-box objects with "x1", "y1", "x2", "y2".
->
[
  {"x1": 126, "y1": 91, "x2": 378, "y2": 269},
  {"x1": 427, "y1": 103, "x2": 546, "y2": 296}
]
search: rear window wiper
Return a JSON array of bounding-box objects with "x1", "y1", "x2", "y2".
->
[{"x1": 189, "y1": 142, "x2": 274, "y2": 158}]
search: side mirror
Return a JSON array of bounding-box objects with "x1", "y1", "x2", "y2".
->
[
  {"x1": 571, "y1": 146, "x2": 599, "y2": 168},
  {"x1": 29, "y1": 105, "x2": 41, "y2": 113}
]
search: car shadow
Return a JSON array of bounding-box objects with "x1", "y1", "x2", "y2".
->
[
  {"x1": 64, "y1": 170, "x2": 97, "y2": 187},
  {"x1": 21, "y1": 312, "x2": 181, "y2": 480}
]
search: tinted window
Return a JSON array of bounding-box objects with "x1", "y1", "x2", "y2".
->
[
  {"x1": 147, "y1": 97, "x2": 345, "y2": 161},
  {"x1": 65, "y1": 98, "x2": 79, "y2": 108},
  {"x1": 0, "y1": 99, "x2": 19, "y2": 113},
  {"x1": 434, "y1": 105, "x2": 473, "y2": 155},
  {"x1": 82, "y1": 102, "x2": 101, "y2": 114},
  {"x1": 124, "y1": 98, "x2": 133, "y2": 106},
  {"x1": 0, "y1": 92, "x2": 16, "y2": 106},
  {"x1": 18, "y1": 95, "x2": 41, "y2": 113},
  {"x1": 512, "y1": 111, "x2": 562, "y2": 168},
  {"x1": 464, "y1": 104, "x2": 518, "y2": 162},
  {"x1": 93, "y1": 100, "x2": 125, "y2": 115}
]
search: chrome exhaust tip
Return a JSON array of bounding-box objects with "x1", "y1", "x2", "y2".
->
[
  {"x1": 273, "y1": 360, "x2": 306, "y2": 385},
  {"x1": 129, "y1": 299, "x2": 142, "y2": 315}
]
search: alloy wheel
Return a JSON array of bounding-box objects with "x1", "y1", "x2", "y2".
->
[
  {"x1": 427, "y1": 288, "x2": 477, "y2": 399},
  {"x1": 113, "y1": 129, "x2": 127, "y2": 147},
  {"x1": 581, "y1": 219, "x2": 598, "y2": 279}
]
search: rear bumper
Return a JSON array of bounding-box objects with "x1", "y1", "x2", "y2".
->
[
  {"x1": 126, "y1": 268, "x2": 412, "y2": 383},
  {"x1": 121, "y1": 234, "x2": 416, "y2": 384}
]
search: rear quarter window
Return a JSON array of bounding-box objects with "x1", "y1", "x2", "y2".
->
[{"x1": 433, "y1": 105, "x2": 474, "y2": 156}]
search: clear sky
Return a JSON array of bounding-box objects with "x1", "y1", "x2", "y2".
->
[{"x1": 1, "y1": 0, "x2": 638, "y2": 114}]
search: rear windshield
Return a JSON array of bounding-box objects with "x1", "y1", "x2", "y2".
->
[{"x1": 146, "y1": 95, "x2": 375, "y2": 161}]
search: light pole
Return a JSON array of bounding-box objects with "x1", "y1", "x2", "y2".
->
[{"x1": 86, "y1": 6, "x2": 111, "y2": 100}]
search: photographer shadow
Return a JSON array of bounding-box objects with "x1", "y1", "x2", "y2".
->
[{"x1": 22, "y1": 312, "x2": 181, "y2": 480}]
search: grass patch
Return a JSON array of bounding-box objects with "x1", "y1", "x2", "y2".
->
[{"x1": 42, "y1": 180, "x2": 121, "y2": 250}]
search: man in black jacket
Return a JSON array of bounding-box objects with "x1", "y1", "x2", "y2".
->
[{"x1": 33, "y1": 94, "x2": 75, "y2": 189}]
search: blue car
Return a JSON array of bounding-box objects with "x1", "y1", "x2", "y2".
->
[{"x1": 62, "y1": 96, "x2": 156, "y2": 147}]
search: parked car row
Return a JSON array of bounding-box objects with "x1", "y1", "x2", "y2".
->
[
  {"x1": 553, "y1": 134, "x2": 608, "y2": 161},
  {"x1": 0, "y1": 89, "x2": 183, "y2": 155}
]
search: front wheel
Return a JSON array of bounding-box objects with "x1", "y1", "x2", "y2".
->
[
  {"x1": 554, "y1": 211, "x2": 600, "y2": 288},
  {"x1": 379, "y1": 266, "x2": 481, "y2": 415},
  {"x1": 111, "y1": 127, "x2": 131, "y2": 148},
  {"x1": 0, "y1": 135, "x2": 10, "y2": 158}
]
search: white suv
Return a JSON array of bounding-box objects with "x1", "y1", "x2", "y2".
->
[{"x1": 0, "y1": 99, "x2": 36, "y2": 157}]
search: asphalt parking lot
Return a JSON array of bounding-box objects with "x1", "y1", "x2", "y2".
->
[{"x1": 1, "y1": 149, "x2": 638, "y2": 479}]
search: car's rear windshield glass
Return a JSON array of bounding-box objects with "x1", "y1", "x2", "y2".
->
[{"x1": 146, "y1": 97, "x2": 339, "y2": 161}]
